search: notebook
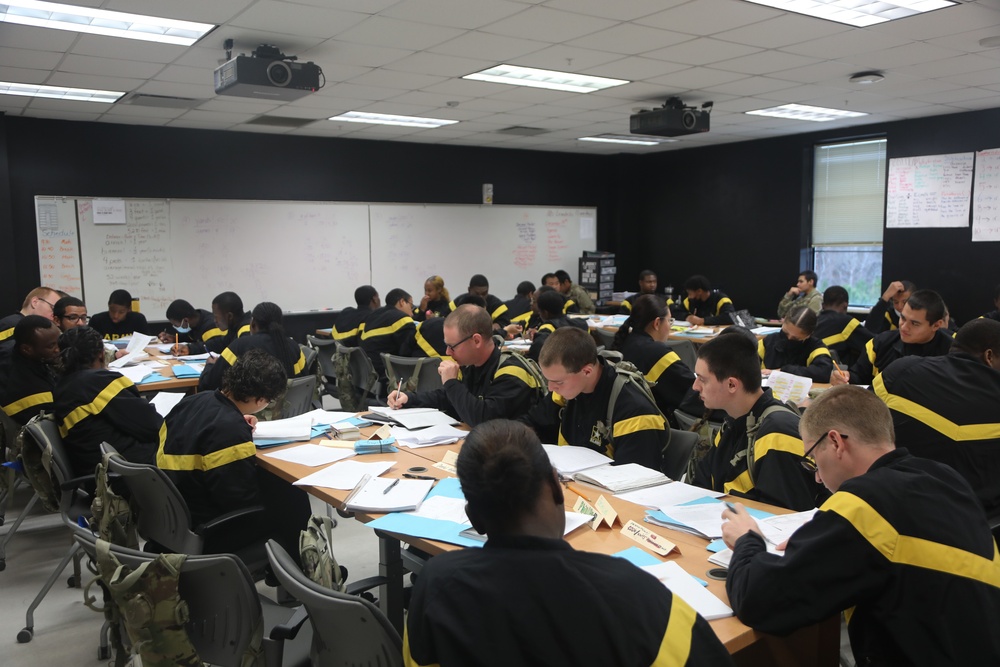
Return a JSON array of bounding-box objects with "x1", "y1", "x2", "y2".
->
[{"x1": 573, "y1": 463, "x2": 670, "y2": 494}]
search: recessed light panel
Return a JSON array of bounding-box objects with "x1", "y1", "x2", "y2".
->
[
  {"x1": 746, "y1": 104, "x2": 868, "y2": 122},
  {"x1": 743, "y1": 0, "x2": 955, "y2": 27},
  {"x1": 329, "y1": 111, "x2": 459, "y2": 128},
  {"x1": 0, "y1": 81, "x2": 124, "y2": 103},
  {"x1": 578, "y1": 134, "x2": 676, "y2": 146},
  {"x1": 464, "y1": 64, "x2": 628, "y2": 94}
]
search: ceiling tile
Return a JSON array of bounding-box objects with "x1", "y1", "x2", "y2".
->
[
  {"x1": 0, "y1": 24, "x2": 78, "y2": 51},
  {"x1": 334, "y1": 16, "x2": 464, "y2": 50},
  {"x1": 383, "y1": 0, "x2": 527, "y2": 30},
  {"x1": 155, "y1": 65, "x2": 213, "y2": 85},
  {"x1": 703, "y1": 75, "x2": 798, "y2": 97},
  {"x1": 780, "y1": 28, "x2": 909, "y2": 60},
  {"x1": 345, "y1": 69, "x2": 447, "y2": 91},
  {"x1": 770, "y1": 61, "x2": 860, "y2": 86},
  {"x1": 585, "y1": 56, "x2": 689, "y2": 81},
  {"x1": 480, "y1": 7, "x2": 616, "y2": 43},
  {"x1": 565, "y1": 23, "x2": 693, "y2": 56},
  {"x1": 428, "y1": 30, "x2": 546, "y2": 60},
  {"x1": 197, "y1": 98, "x2": 282, "y2": 113},
  {"x1": 105, "y1": 0, "x2": 254, "y2": 23},
  {"x1": 69, "y1": 35, "x2": 190, "y2": 64},
  {"x1": 384, "y1": 52, "x2": 494, "y2": 77},
  {"x1": 298, "y1": 41, "x2": 413, "y2": 68},
  {"x1": 137, "y1": 80, "x2": 216, "y2": 97},
  {"x1": 542, "y1": 0, "x2": 684, "y2": 21},
  {"x1": 0, "y1": 66, "x2": 51, "y2": 85},
  {"x1": 840, "y1": 42, "x2": 964, "y2": 70},
  {"x1": 895, "y1": 54, "x2": 999, "y2": 80},
  {"x1": 179, "y1": 108, "x2": 258, "y2": 124},
  {"x1": 508, "y1": 44, "x2": 625, "y2": 71},
  {"x1": 713, "y1": 14, "x2": 849, "y2": 49},
  {"x1": 872, "y1": 4, "x2": 1000, "y2": 42},
  {"x1": 644, "y1": 66, "x2": 746, "y2": 91},
  {"x1": 229, "y1": 1, "x2": 368, "y2": 39},
  {"x1": 711, "y1": 50, "x2": 819, "y2": 76},
  {"x1": 644, "y1": 37, "x2": 762, "y2": 66},
  {"x1": 0, "y1": 47, "x2": 64, "y2": 71},
  {"x1": 45, "y1": 72, "x2": 145, "y2": 92},
  {"x1": 23, "y1": 108, "x2": 104, "y2": 121},
  {"x1": 59, "y1": 54, "x2": 165, "y2": 79},
  {"x1": 636, "y1": 0, "x2": 779, "y2": 36},
  {"x1": 104, "y1": 104, "x2": 188, "y2": 118}
]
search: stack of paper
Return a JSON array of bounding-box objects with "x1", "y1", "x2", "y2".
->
[
  {"x1": 616, "y1": 481, "x2": 724, "y2": 510},
  {"x1": 573, "y1": 463, "x2": 670, "y2": 494},
  {"x1": 365, "y1": 408, "x2": 459, "y2": 430},
  {"x1": 115, "y1": 365, "x2": 152, "y2": 384},
  {"x1": 393, "y1": 424, "x2": 468, "y2": 448},
  {"x1": 542, "y1": 444, "x2": 612, "y2": 477},
  {"x1": 640, "y1": 562, "x2": 733, "y2": 620},
  {"x1": 300, "y1": 408, "x2": 359, "y2": 426},
  {"x1": 262, "y1": 444, "x2": 355, "y2": 467},
  {"x1": 294, "y1": 460, "x2": 393, "y2": 490},
  {"x1": 252, "y1": 416, "x2": 313, "y2": 443},
  {"x1": 763, "y1": 370, "x2": 812, "y2": 404},
  {"x1": 645, "y1": 499, "x2": 773, "y2": 540},
  {"x1": 344, "y1": 476, "x2": 434, "y2": 513},
  {"x1": 170, "y1": 364, "x2": 202, "y2": 378},
  {"x1": 108, "y1": 332, "x2": 155, "y2": 368}
]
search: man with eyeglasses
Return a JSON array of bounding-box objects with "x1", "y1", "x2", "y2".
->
[
  {"x1": 53, "y1": 296, "x2": 89, "y2": 332},
  {"x1": 721, "y1": 385, "x2": 1000, "y2": 666},
  {"x1": 387, "y1": 305, "x2": 541, "y2": 426},
  {"x1": 0, "y1": 286, "x2": 61, "y2": 379},
  {"x1": 690, "y1": 331, "x2": 821, "y2": 511}
]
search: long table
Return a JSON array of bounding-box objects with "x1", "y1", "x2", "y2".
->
[
  {"x1": 133, "y1": 347, "x2": 202, "y2": 393},
  {"x1": 256, "y1": 431, "x2": 838, "y2": 666}
]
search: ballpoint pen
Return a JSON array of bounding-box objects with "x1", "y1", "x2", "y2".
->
[{"x1": 383, "y1": 478, "x2": 399, "y2": 494}]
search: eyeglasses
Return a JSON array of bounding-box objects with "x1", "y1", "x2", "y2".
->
[
  {"x1": 61, "y1": 314, "x2": 89, "y2": 323},
  {"x1": 445, "y1": 334, "x2": 474, "y2": 352},
  {"x1": 801, "y1": 431, "x2": 847, "y2": 472},
  {"x1": 36, "y1": 297, "x2": 55, "y2": 311}
]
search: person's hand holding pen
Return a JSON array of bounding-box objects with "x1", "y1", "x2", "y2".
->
[
  {"x1": 387, "y1": 378, "x2": 406, "y2": 409},
  {"x1": 721, "y1": 501, "x2": 765, "y2": 549},
  {"x1": 830, "y1": 360, "x2": 849, "y2": 386},
  {"x1": 157, "y1": 329, "x2": 173, "y2": 344}
]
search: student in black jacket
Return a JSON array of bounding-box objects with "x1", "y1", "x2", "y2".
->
[
  {"x1": 814, "y1": 286, "x2": 872, "y2": 367},
  {"x1": 173, "y1": 291, "x2": 251, "y2": 356},
  {"x1": 865, "y1": 279, "x2": 915, "y2": 334},
  {"x1": 758, "y1": 306, "x2": 834, "y2": 382},
  {"x1": 360, "y1": 288, "x2": 417, "y2": 381},
  {"x1": 53, "y1": 326, "x2": 162, "y2": 476},
  {"x1": 676, "y1": 274, "x2": 736, "y2": 326},
  {"x1": 1, "y1": 316, "x2": 60, "y2": 425},
  {"x1": 504, "y1": 280, "x2": 535, "y2": 328},
  {"x1": 89, "y1": 289, "x2": 147, "y2": 340},
  {"x1": 415, "y1": 275, "x2": 450, "y2": 321},
  {"x1": 526, "y1": 290, "x2": 587, "y2": 362},
  {"x1": 332, "y1": 285, "x2": 379, "y2": 346},
  {"x1": 157, "y1": 299, "x2": 219, "y2": 350}
]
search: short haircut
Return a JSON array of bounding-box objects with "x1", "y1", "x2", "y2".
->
[
  {"x1": 445, "y1": 304, "x2": 493, "y2": 339},
  {"x1": 385, "y1": 288, "x2": 411, "y2": 307},
  {"x1": 540, "y1": 272, "x2": 556, "y2": 286},
  {"x1": 21, "y1": 287, "x2": 59, "y2": 310},
  {"x1": 784, "y1": 305, "x2": 817, "y2": 335},
  {"x1": 799, "y1": 270, "x2": 818, "y2": 286},
  {"x1": 222, "y1": 348, "x2": 288, "y2": 403},
  {"x1": 14, "y1": 315, "x2": 55, "y2": 346},
  {"x1": 696, "y1": 333, "x2": 761, "y2": 392},
  {"x1": 952, "y1": 318, "x2": 1000, "y2": 358},
  {"x1": 212, "y1": 291, "x2": 244, "y2": 317},
  {"x1": 516, "y1": 280, "x2": 535, "y2": 297},
  {"x1": 536, "y1": 290, "x2": 565, "y2": 318},
  {"x1": 54, "y1": 296, "x2": 85, "y2": 318},
  {"x1": 639, "y1": 269, "x2": 657, "y2": 280},
  {"x1": 900, "y1": 280, "x2": 917, "y2": 294},
  {"x1": 108, "y1": 289, "x2": 132, "y2": 308},
  {"x1": 457, "y1": 420, "x2": 554, "y2": 532},
  {"x1": 822, "y1": 286, "x2": 849, "y2": 308},
  {"x1": 905, "y1": 289, "x2": 946, "y2": 323},
  {"x1": 459, "y1": 294, "x2": 487, "y2": 309},
  {"x1": 354, "y1": 285, "x2": 378, "y2": 308},
  {"x1": 537, "y1": 285, "x2": 557, "y2": 296},
  {"x1": 684, "y1": 274, "x2": 711, "y2": 292},
  {"x1": 469, "y1": 274, "x2": 489, "y2": 289},
  {"x1": 800, "y1": 385, "x2": 894, "y2": 447},
  {"x1": 538, "y1": 326, "x2": 597, "y2": 372},
  {"x1": 165, "y1": 299, "x2": 195, "y2": 321},
  {"x1": 58, "y1": 326, "x2": 104, "y2": 374},
  {"x1": 554, "y1": 269, "x2": 572, "y2": 284}
]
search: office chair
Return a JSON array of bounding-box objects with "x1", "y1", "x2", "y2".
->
[
  {"x1": 98, "y1": 442, "x2": 269, "y2": 576},
  {"x1": 673, "y1": 409, "x2": 725, "y2": 440},
  {"x1": 74, "y1": 528, "x2": 311, "y2": 667},
  {"x1": 0, "y1": 409, "x2": 41, "y2": 572},
  {"x1": 305, "y1": 335, "x2": 338, "y2": 399},
  {"x1": 664, "y1": 339, "x2": 698, "y2": 370},
  {"x1": 591, "y1": 327, "x2": 617, "y2": 351},
  {"x1": 663, "y1": 429, "x2": 700, "y2": 480},
  {"x1": 381, "y1": 353, "x2": 442, "y2": 393},
  {"x1": 266, "y1": 540, "x2": 403, "y2": 667},
  {"x1": 17, "y1": 415, "x2": 94, "y2": 646},
  {"x1": 280, "y1": 376, "x2": 318, "y2": 418},
  {"x1": 299, "y1": 343, "x2": 319, "y2": 376}
]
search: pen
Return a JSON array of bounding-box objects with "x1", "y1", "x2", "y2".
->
[
  {"x1": 403, "y1": 473, "x2": 437, "y2": 481},
  {"x1": 393, "y1": 378, "x2": 403, "y2": 409},
  {"x1": 383, "y1": 478, "x2": 399, "y2": 494},
  {"x1": 724, "y1": 501, "x2": 738, "y2": 513},
  {"x1": 833, "y1": 359, "x2": 847, "y2": 382}
]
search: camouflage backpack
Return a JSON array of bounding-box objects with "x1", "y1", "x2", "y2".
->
[
  {"x1": 91, "y1": 451, "x2": 139, "y2": 549},
  {"x1": 598, "y1": 360, "x2": 673, "y2": 471},
  {"x1": 16, "y1": 413, "x2": 61, "y2": 512},
  {"x1": 299, "y1": 514, "x2": 346, "y2": 592},
  {"x1": 334, "y1": 348, "x2": 362, "y2": 411}
]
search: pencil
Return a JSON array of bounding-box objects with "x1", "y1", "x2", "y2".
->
[
  {"x1": 832, "y1": 359, "x2": 847, "y2": 382},
  {"x1": 566, "y1": 482, "x2": 594, "y2": 503}
]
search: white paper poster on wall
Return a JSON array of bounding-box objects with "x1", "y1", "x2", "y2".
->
[
  {"x1": 885, "y1": 152, "x2": 973, "y2": 229},
  {"x1": 972, "y1": 148, "x2": 1000, "y2": 242},
  {"x1": 92, "y1": 199, "x2": 127, "y2": 225}
]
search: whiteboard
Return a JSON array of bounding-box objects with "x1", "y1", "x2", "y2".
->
[
  {"x1": 35, "y1": 198, "x2": 596, "y2": 320},
  {"x1": 370, "y1": 204, "x2": 596, "y2": 301},
  {"x1": 973, "y1": 148, "x2": 1000, "y2": 242},
  {"x1": 74, "y1": 199, "x2": 371, "y2": 320},
  {"x1": 885, "y1": 152, "x2": 974, "y2": 228}
]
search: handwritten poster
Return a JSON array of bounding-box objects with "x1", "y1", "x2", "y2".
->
[
  {"x1": 972, "y1": 148, "x2": 1000, "y2": 242},
  {"x1": 35, "y1": 198, "x2": 83, "y2": 295},
  {"x1": 885, "y1": 152, "x2": 973, "y2": 228}
]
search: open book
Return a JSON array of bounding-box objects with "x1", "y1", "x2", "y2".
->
[{"x1": 573, "y1": 463, "x2": 670, "y2": 494}]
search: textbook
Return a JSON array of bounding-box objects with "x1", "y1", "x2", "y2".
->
[
  {"x1": 573, "y1": 463, "x2": 670, "y2": 494},
  {"x1": 364, "y1": 407, "x2": 459, "y2": 430},
  {"x1": 542, "y1": 444, "x2": 612, "y2": 477},
  {"x1": 343, "y1": 475, "x2": 434, "y2": 513},
  {"x1": 252, "y1": 416, "x2": 313, "y2": 443}
]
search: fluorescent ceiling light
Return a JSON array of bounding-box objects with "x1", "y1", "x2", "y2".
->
[
  {"x1": 0, "y1": 81, "x2": 124, "y2": 103},
  {"x1": 578, "y1": 134, "x2": 675, "y2": 146},
  {"x1": 329, "y1": 111, "x2": 459, "y2": 128},
  {"x1": 742, "y1": 0, "x2": 955, "y2": 27},
  {"x1": 463, "y1": 64, "x2": 628, "y2": 94},
  {"x1": 746, "y1": 104, "x2": 868, "y2": 122},
  {"x1": 0, "y1": 0, "x2": 215, "y2": 46}
]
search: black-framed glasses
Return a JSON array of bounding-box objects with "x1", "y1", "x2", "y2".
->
[
  {"x1": 445, "y1": 334, "x2": 474, "y2": 352},
  {"x1": 61, "y1": 314, "x2": 89, "y2": 323},
  {"x1": 801, "y1": 431, "x2": 846, "y2": 472}
]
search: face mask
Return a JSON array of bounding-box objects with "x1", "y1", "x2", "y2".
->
[{"x1": 174, "y1": 320, "x2": 192, "y2": 334}]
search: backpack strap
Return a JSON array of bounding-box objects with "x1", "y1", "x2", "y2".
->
[
  {"x1": 605, "y1": 361, "x2": 671, "y2": 462},
  {"x1": 741, "y1": 403, "x2": 800, "y2": 487}
]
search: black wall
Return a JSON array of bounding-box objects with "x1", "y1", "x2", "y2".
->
[{"x1": 4, "y1": 107, "x2": 1000, "y2": 324}]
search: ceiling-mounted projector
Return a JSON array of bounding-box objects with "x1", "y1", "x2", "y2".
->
[
  {"x1": 630, "y1": 97, "x2": 711, "y2": 137},
  {"x1": 214, "y1": 44, "x2": 322, "y2": 102}
]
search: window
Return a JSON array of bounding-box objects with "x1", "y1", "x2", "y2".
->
[{"x1": 812, "y1": 138, "x2": 886, "y2": 307}]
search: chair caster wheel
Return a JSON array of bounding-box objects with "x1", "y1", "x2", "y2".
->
[
  {"x1": 67, "y1": 575, "x2": 77, "y2": 588},
  {"x1": 17, "y1": 627, "x2": 33, "y2": 643}
]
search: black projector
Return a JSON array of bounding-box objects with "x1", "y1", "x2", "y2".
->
[
  {"x1": 214, "y1": 55, "x2": 321, "y2": 102},
  {"x1": 630, "y1": 106, "x2": 710, "y2": 137}
]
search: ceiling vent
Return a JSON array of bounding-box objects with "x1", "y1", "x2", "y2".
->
[
  {"x1": 245, "y1": 115, "x2": 317, "y2": 128},
  {"x1": 495, "y1": 125, "x2": 549, "y2": 136},
  {"x1": 117, "y1": 93, "x2": 203, "y2": 109}
]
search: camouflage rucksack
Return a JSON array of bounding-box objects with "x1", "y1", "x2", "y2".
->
[
  {"x1": 334, "y1": 348, "x2": 362, "y2": 411},
  {"x1": 17, "y1": 413, "x2": 61, "y2": 512},
  {"x1": 299, "y1": 514, "x2": 346, "y2": 592},
  {"x1": 91, "y1": 451, "x2": 138, "y2": 549}
]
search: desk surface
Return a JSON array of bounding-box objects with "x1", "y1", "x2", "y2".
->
[
  {"x1": 133, "y1": 348, "x2": 201, "y2": 393},
  {"x1": 255, "y1": 429, "x2": 838, "y2": 663}
]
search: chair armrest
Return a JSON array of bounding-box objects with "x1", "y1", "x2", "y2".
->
[
  {"x1": 60, "y1": 474, "x2": 95, "y2": 490},
  {"x1": 345, "y1": 575, "x2": 388, "y2": 596},
  {"x1": 196, "y1": 505, "x2": 267, "y2": 537},
  {"x1": 269, "y1": 604, "x2": 309, "y2": 641}
]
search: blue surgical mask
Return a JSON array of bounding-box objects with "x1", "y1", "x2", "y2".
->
[{"x1": 174, "y1": 320, "x2": 192, "y2": 334}]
